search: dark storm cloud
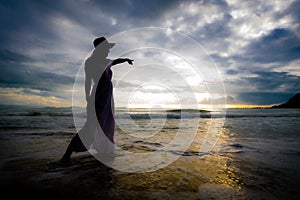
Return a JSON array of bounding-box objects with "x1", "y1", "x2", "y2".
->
[
  {"x1": 218, "y1": 27, "x2": 300, "y2": 71},
  {"x1": 226, "y1": 69, "x2": 238, "y2": 75},
  {"x1": 232, "y1": 71, "x2": 300, "y2": 105},
  {"x1": 218, "y1": 26, "x2": 300, "y2": 101},
  {"x1": 0, "y1": 0, "x2": 87, "y2": 100},
  {"x1": 241, "y1": 71, "x2": 300, "y2": 92},
  {"x1": 244, "y1": 28, "x2": 300, "y2": 64},
  {"x1": 0, "y1": 0, "x2": 299, "y2": 106},
  {"x1": 237, "y1": 92, "x2": 295, "y2": 105},
  {"x1": 0, "y1": 0, "x2": 109, "y2": 51},
  {"x1": 0, "y1": 0, "x2": 59, "y2": 47},
  {"x1": 0, "y1": 0, "x2": 183, "y2": 42},
  {"x1": 0, "y1": 66, "x2": 73, "y2": 92},
  {"x1": 0, "y1": 50, "x2": 35, "y2": 63},
  {"x1": 196, "y1": 13, "x2": 232, "y2": 40},
  {"x1": 0, "y1": 0, "x2": 185, "y2": 57},
  {"x1": 220, "y1": 72, "x2": 299, "y2": 107},
  {"x1": 0, "y1": 49, "x2": 73, "y2": 91},
  {"x1": 90, "y1": 0, "x2": 182, "y2": 19},
  {"x1": 20, "y1": 88, "x2": 54, "y2": 97},
  {"x1": 282, "y1": 0, "x2": 300, "y2": 22}
]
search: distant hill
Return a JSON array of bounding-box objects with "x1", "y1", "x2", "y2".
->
[{"x1": 271, "y1": 93, "x2": 300, "y2": 108}]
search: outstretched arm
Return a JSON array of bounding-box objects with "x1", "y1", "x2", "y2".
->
[{"x1": 111, "y1": 58, "x2": 134, "y2": 66}]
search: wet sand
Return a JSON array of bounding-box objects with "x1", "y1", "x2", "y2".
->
[
  {"x1": 0, "y1": 154, "x2": 245, "y2": 200},
  {"x1": 1, "y1": 108, "x2": 300, "y2": 199},
  {"x1": 0, "y1": 129, "x2": 299, "y2": 200},
  {"x1": 0, "y1": 134, "x2": 244, "y2": 200},
  {"x1": 1, "y1": 155, "x2": 113, "y2": 199},
  {"x1": 0, "y1": 136, "x2": 243, "y2": 199}
]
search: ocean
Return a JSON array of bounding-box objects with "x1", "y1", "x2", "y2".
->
[{"x1": 0, "y1": 106, "x2": 299, "y2": 199}]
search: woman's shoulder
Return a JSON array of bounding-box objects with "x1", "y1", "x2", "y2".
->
[
  {"x1": 84, "y1": 58, "x2": 112, "y2": 73},
  {"x1": 84, "y1": 57, "x2": 93, "y2": 66},
  {"x1": 84, "y1": 57, "x2": 97, "y2": 71}
]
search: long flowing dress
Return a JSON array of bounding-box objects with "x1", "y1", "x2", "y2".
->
[
  {"x1": 95, "y1": 66, "x2": 115, "y2": 144},
  {"x1": 93, "y1": 67, "x2": 115, "y2": 153},
  {"x1": 81, "y1": 56, "x2": 115, "y2": 154}
]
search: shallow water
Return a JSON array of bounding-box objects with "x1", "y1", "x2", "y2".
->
[{"x1": 0, "y1": 107, "x2": 299, "y2": 199}]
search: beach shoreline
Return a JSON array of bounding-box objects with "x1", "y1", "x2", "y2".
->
[
  {"x1": 0, "y1": 132, "x2": 244, "y2": 200},
  {"x1": 1, "y1": 108, "x2": 300, "y2": 199},
  {"x1": 0, "y1": 137, "x2": 283, "y2": 200},
  {"x1": 0, "y1": 154, "x2": 114, "y2": 199},
  {"x1": 0, "y1": 137, "x2": 299, "y2": 200}
]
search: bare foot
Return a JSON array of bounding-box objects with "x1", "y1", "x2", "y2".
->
[{"x1": 59, "y1": 156, "x2": 71, "y2": 167}]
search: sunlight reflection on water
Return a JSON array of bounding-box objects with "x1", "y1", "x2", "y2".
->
[{"x1": 111, "y1": 121, "x2": 245, "y2": 199}]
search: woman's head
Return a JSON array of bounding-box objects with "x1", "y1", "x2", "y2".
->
[
  {"x1": 92, "y1": 37, "x2": 115, "y2": 58},
  {"x1": 93, "y1": 37, "x2": 115, "y2": 49}
]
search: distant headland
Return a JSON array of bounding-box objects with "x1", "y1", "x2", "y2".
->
[{"x1": 271, "y1": 93, "x2": 300, "y2": 108}]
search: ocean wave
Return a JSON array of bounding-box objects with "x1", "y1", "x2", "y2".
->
[
  {"x1": 116, "y1": 113, "x2": 300, "y2": 119},
  {"x1": 116, "y1": 113, "x2": 205, "y2": 119},
  {"x1": 0, "y1": 111, "x2": 73, "y2": 117},
  {"x1": 1, "y1": 108, "x2": 300, "y2": 119},
  {"x1": 0, "y1": 131, "x2": 75, "y2": 136},
  {"x1": 224, "y1": 113, "x2": 300, "y2": 118},
  {"x1": 6, "y1": 112, "x2": 298, "y2": 118}
]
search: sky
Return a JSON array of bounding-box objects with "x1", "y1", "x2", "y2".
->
[{"x1": 0, "y1": 0, "x2": 299, "y2": 108}]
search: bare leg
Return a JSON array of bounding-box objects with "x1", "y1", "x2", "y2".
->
[
  {"x1": 61, "y1": 135, "x2": 77, "y2": 163},
  {"x1": 61, "y1": 134, "x2": 88, "y2": 163}
]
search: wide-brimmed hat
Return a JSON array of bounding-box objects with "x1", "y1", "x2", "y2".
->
[{"x1": 93, "y1": 37, "x2": 115, "y2": 49}]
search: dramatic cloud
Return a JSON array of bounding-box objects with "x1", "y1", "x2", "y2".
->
[
  {"x1": 237, "y1": 92, "x2": 295, "y2": 105},
  {"x1": 241, "y1": 28, "x2": 300, "y2": 64},
  {"x1": 0, "y1": 0, "x2": 299, "y2": 107}
]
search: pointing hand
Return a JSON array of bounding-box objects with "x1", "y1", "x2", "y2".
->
[{"x1": 127, "y1": 59, "x2": 134, "y2": 65}]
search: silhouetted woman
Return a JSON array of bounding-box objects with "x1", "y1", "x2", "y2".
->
[{"x1": 61, "y1": 37, "x2": 133, "y2": 163}]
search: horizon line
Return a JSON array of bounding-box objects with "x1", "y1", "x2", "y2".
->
[{"x1": 0, "y1": 103, "x2": 277, "y2": 109}]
